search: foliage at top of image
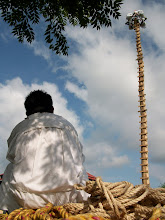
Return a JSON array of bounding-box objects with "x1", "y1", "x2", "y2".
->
[{"x1": 0, "y1": 0, "x2": 123, "y2": 55}]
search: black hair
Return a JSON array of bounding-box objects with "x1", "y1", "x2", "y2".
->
[{"x1": 24, "y1": 90, "x2": 53, "y2": 116}]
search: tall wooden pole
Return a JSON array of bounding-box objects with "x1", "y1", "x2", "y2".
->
[
  {"x1": 126, "y1": 11, "x2": 150, "y2": 185},
  {"x1": 135, "y1": 22, "x2": 150, "y2": 185}
]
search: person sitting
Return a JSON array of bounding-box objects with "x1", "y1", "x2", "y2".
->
[{"x1": 0, "y1": 90, "x2": 89, "y2": 212}]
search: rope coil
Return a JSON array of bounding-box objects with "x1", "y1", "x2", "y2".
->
[{"x1": 1, "y1": 178, "x2": 165, "y2": 220}]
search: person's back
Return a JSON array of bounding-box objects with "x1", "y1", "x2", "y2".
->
[{"x1": 0, "y1": 90, "x2": 88, "y2": 212}]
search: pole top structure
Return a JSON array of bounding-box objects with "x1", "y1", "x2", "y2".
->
[{"x1": 125, "y1": 10, "x2": 147, "y2": 29}]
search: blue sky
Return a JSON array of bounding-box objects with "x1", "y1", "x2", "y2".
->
[{"x1": 0, "y1": 0, "x2": 165, "y2": 188}]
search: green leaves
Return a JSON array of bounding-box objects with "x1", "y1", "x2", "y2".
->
[
  {"x1": 12, "y1": 21, "x2": 35, "y2": 43},
  {"x1": 0, "y1": 0, "x2": 123, "y2": 55},
  {"x1": 44, "y1": 17, "x2": 69, "y2": 55}
]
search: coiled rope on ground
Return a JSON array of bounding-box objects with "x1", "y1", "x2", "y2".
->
[{"x1": 1, "y1": 177, "x2": 165, "y2": 220}]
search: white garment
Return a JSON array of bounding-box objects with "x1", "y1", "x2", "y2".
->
[{"x1": 0, "y1": 113, "x2": 89, "y2": 212}]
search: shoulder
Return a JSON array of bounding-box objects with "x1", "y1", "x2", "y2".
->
[
  {"x1": 8, "y1": 118, "x2": 29, "y2": 143},
  {"x1": 52, "y1": 114, "x2": 78, "y2": 135},
  {"x1": 8, "y1": 113, "x2": 77, "y2": 141},
  {"x1": 41, "y1": 113, "x2": 78, "y2": 137}
]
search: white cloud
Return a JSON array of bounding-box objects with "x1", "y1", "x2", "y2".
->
[
  {"x1": 65, "y1": 81, "x2": 88, "y2": 102},
  {"x1": 66, "y1": 26, "x2": 140, "y2": 151},
  {"x1": 26, "y1": 40, "x2": 52, "y2": 62},
  {"x1": 101, "y1": 155, "x2": 129, "y2": 168},
  {"x1": 150, "y1": 164, "x2": 165, "y2": 185},
  {"x1": 84, "y1": 142, "x2": 129, "y2": 170},
  {"x1": 143, "y1": 2, "x2": 165, "y2": 50}
]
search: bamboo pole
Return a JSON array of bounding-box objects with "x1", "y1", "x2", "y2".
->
[{"x1": 134, "y1": 22, "x2": 150, "y2": 185}]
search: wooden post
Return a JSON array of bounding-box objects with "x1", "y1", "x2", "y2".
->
[{"x1": 134, "y1": 22, "x2": 150, "y2": 185}]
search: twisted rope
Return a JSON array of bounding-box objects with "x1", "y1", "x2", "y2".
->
[
  {"x1": 1, "y1": 178, "x2": 165, "y2": 220},
  {"x1": 73, "y1": 177, "x2": 165, "y2": 219}
]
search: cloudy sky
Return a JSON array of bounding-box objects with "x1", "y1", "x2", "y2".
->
[{"x1": 0, "y1": 0, "x2": 165, "y2": 188}]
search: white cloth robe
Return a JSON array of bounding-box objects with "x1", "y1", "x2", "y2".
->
[{"x1": 0, "y1": 113, "x2": 89, "y2": 212}]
